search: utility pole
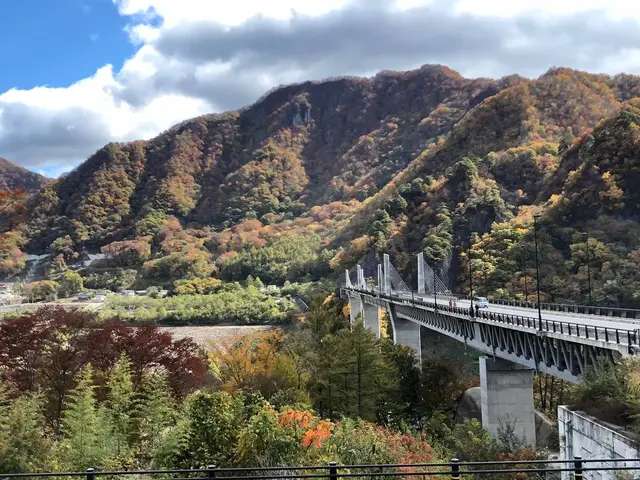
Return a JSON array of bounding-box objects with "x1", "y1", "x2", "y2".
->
[
  {"x1": 533, "y1": 215, "x2": 543, "y2": 330},
  {"x1": 468, "y1": 237, "x2": 474, "y2": 314},
  {"x1": 582, "y1": 232, "x2": 592, "y2": 305},
  {"x1": 521, "y1": 251, "x2": 529, "y2": 300},
  {"x1": 483, "y1": 270, "x2": 488, "y2": 296}
]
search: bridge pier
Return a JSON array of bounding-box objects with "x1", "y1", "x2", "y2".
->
[
  {"x1": 480, "y1": 356, "x2": 536, "y2": 447},
  {"x1": 348, "y1": 294, "x2": 363, "y2": 324},
  {"x1": 389, "y1": 307, "x2": 422, "y2": 365},
  {"x1": 362, "y1": 301, "x2": 380, "y2": 338}
]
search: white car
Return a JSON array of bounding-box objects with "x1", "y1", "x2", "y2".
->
[{"x1": 475, "y1": 297, "x2": 489, "y2": 308}]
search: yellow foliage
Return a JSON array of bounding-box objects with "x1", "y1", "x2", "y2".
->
[
  {"x1": 208, "y1": 330, "x2": 287, "y2": 392},
  {"x1": 600, "y1": 171, "x2": 624, "y2": 208}
]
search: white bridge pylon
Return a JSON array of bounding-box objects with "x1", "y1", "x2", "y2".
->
[
  {"x1": 345, "y1": 253, "x2": 453, "y2": 299},
  {"x1": 356, "y1": 265, "x2": 367, "y2": 289},
  {"x1": 344, "y1": 269, "x2": 353, "y2": 288},
  {"x1": 417, "y1": 253, "x2": 455, "y2": 299}
]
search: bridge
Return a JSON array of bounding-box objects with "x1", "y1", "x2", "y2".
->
[{"x1": 342, "y1": 253, "x2": 640, "y2": 447}]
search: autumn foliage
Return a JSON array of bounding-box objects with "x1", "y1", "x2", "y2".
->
[
  {"x1": 0, "y1": 307, "x2": 206, "y2": 427},
  {"x1": 0, "y1": 64, "x2": 639, "y2": 302}
]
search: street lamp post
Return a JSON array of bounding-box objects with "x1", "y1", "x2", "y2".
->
[
  {"x1": 468, "y1": 237, "x2": 474, "y2": 315},
  {"x1": 533, "y1": 215, "x2": 543, "y2": 330},
  {"x1": 483, "y1": 270, "x2": 488, "y2": 296},
  {"x1": 582, "y1": 233, "x2": 592, "y2": 306},
  {"x1": 521, "y1": 251, "x2": 529, "y2": 301}
]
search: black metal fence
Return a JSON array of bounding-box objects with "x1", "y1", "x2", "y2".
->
[{"x1": 2, "y1": 457, "x2": 640, "y2": 480}]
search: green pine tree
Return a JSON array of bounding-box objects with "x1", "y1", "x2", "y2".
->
[
  {"x1": 314, "y1": 322, "x2": 399, "y2": 422},
  {"x1": 183, "y1": 392, "x2": 240, "y2": 468},
  {"x1": 59, "y1": 365, "x2": 113, "y2": 470},
  {"x1": 105, "y1": 354, "x2": 135, "y2": 461},
  {"x1": 133, "y1": 372, "x2": 176, "y2": 465},
  {"x1": 0, "y1": 386, "x2": 51, "y2": 474}
]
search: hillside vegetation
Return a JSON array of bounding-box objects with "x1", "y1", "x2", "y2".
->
[
  {"x1": 0, "y1": 303, "x2": 540, "y2": 474},
  {"x1": 0, "y1": 157, "x2": 49, "y2": 193},
  {"x1": 1, "y1": 65, "x2": 640, "y2": 306}
]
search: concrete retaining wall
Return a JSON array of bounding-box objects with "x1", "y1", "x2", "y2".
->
[{"x1": 558, "y1": 406, "x2": 640, "y2": 480}]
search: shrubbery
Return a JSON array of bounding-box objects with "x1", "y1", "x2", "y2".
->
[{"x1": 101, "y1": 285, "x2": 298, "y2": 325}]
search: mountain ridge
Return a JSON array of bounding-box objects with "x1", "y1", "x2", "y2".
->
[
  {"x1": 2, "y1": 63, "x2": 640, "y2": 305},
  {"x1": 0, "y1": 156, "x2": 50, "y2": 192}
]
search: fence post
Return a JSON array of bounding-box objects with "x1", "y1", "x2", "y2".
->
[
  {"x1": 208, "y1": 465, "x2": 217, "y2": 479},
  {"x1": 573, "y1": 455, "x2": 583, "y2": 480},
  {"x1": 329, "y1": 461, "x2": 338, "y2": 480},
  {"x1": 86, "y1": 468, "x2": 95, "y2": 480},
  {"x1": 451, "y1": 458, "x2": 460, "y2": 480}
]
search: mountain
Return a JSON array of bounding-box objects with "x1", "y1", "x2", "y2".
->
[
  {"x1": 0, "y1": 157, "x2": 49, "y2": 192},
  {"x1": 464, "y1": 102, "x2": 640, "y2": 307},
  {"x1": 25, "y1": 65, "x2": 504, "y2": 249},
  {"x1": 6, "y1": 64, "x2": 640, "y2": 305}
]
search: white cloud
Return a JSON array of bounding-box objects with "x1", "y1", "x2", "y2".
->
[
  {"x1": 1, "y1": 0, "x2": 640, "y2": 175},
  {"x1": 114, "y1": 0, "x2": 354, "y2": 27},
  {"x1": 454, "y1": 0, "x2": 640, "y2": 19},
  {"x1": 0, "y1": 62, "x2": 211, "y2": 169}
]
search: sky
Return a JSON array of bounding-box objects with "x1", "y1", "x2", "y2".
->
[{"x1": 2, "y1": 0, "x2": 640, "y2": 178}]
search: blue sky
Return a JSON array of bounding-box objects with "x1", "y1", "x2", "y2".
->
[{"x1": 0, "y1": 0, "x2": 133, "y2": 92}]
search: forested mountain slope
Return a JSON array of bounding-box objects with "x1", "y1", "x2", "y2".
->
[
  {"x1": 24, "y1": 65, "x2": 502, "y2": 249},
  {"x1": 3, "y1": 65, "x2": 640, "y2": 305},
  {"x1": 0, "y1": 157, "x2": 49, "y2": 192}
]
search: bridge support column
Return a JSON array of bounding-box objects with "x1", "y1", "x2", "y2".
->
[
  {"x1": 480, "y1": 356, "x2": 536, "y2": 447},
  {"x1": 348, "y1": 295, "x2": 363, "y2": 324},
  {"x1": 362, "y1": 301, "x2": 380, "y2": 338},
  {"x1": 388, "y1": 307, "x2": 421, "y2": 365}
]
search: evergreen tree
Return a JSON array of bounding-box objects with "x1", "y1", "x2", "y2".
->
[
  {"x1": 0, "y1": 386, "x2": 51, "y2": 473},
  {"x1": 105, "y1": 355, "x2": 135, "y2": 461},
  {"x1": 155, "y1": 391, "x2": 240, "y2": 468},
  {"x1": 182, "y1": 392, "x2": 240, "y2": 467},
  {"x1": 381, "y1": 341, "x2": 424, "y2": 425},
  {"x1": 313, "y1": 322, "x2": 398, "y2": 422},
  {"x1": 303, "y1": 296, "x2": 346, "y2": 341},
  {"x1": 253, "y1": 276, "x2": 265, "y2": 290},
  {"x1": 133, "y1": 373, "x2": 176, "y2": 464},
  {"x1": 59, "y1": 366, "x2": 113, "y2": 470}
]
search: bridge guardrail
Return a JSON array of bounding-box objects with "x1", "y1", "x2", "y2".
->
[
  {"x1": 456, "y1": 294, "x2": 640, "y2": 319},
  {"x1": 347, "y1": 287, "x2": 640, "y2": 348}
]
